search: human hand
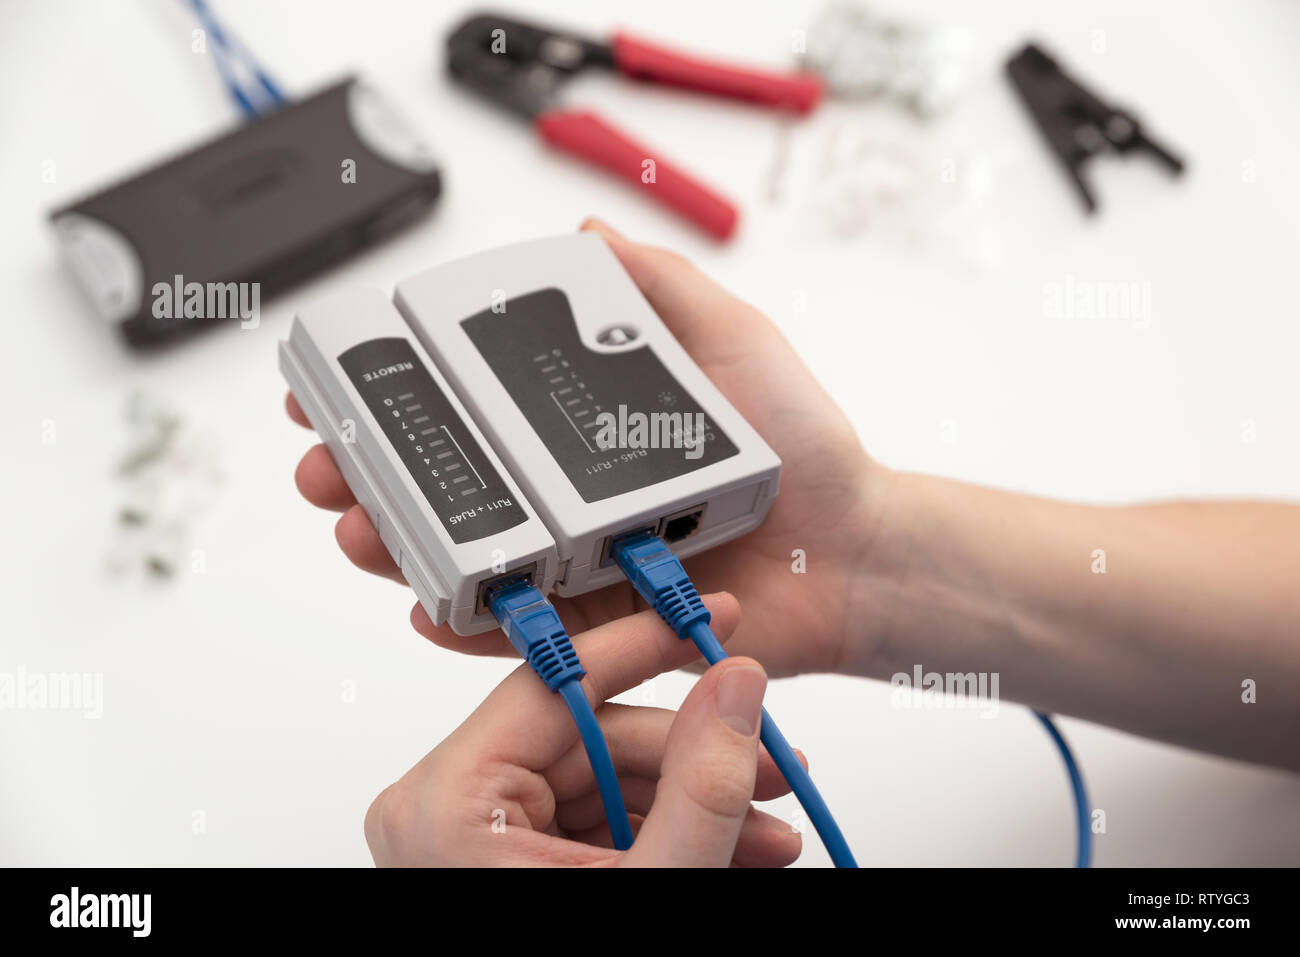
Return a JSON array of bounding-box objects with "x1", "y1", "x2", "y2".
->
[
  {"x1": 286, "y1": 220, "x2": 889, "y2": 677},
  {"x1": 362, "y1": 594, "x2": 804, "y2": 866}
]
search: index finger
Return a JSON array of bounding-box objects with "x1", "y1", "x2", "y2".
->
[{"x1": 285, "y1": 391, "x2": 312, "y2": 428}]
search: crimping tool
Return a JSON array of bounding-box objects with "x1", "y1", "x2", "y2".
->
[{"x1": 445, "y1": 12, "x2": 824, "y2": 239}]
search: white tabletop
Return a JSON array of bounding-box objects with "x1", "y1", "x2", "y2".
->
[{"x1": 2, "y1": 0, "x2": 1297, "y2": 866}]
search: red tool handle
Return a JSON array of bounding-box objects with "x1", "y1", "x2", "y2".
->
[
  {"x1": 535, "y1": 108, "x2": 739, "y2": 240},
  {"x1": 611, "y1": 32, "x2": 823, "y2": 114}
]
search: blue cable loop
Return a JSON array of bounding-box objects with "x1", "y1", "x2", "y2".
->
[
  {"x1": 185, "y1": 0, "x2": 286, "y2": 119},
  {"x1": 613, "y1": 531, "x2": 859, "y2": 868},
  {"x1": 487, "y1": 580, "x2": 634, "y2": 852},
  {"x1": 1033, "y1": 711, "x2": 1093, "y2": 868}
]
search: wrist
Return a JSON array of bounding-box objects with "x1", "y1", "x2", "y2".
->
[
  {"x1": 829, "y1": 457, "x2": 911, "y2": 677},
  {"x1": 836, "y1": 469, "x2": 1034, "y2": 682}
]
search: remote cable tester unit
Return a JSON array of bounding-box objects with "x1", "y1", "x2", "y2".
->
[{"x1": 279, "y1": 288, "x2": 557, "y2": 635}]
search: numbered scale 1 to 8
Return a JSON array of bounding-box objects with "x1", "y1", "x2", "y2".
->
[{"x1": 384, "y1": 390, "x2": 487, "y2": 503}]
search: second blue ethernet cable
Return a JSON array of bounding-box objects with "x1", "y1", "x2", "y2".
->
[{"x1": 612, "y1": 531, "x2": 859, "y2": 868}]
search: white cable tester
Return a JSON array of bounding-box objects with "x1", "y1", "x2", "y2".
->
[{"x1": 280, "y1": 234, "x2": 780, "y2": 633}]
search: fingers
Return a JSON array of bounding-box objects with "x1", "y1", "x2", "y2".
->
[
  {"x1": 623, "y1": 658, "x2": 769, "y2": 867},
  {"x1": 455, "y1": 593, "x2": 740, "y2": 770},
  {"x1": 546, "y1": 702, "x2": 806, "y2": 802},
  {"x1": 407, "y1": 589, "x2": 627, "y2": 658},
  {"x1": 573, "y1": 592, "x2": 740, "y2": 715},
  {"x1": 285, "y1": 391, "x2": 312, "y2": 428},
  {"x1": 580, "y1": 218, "x2": 768, "y2": 363},
  {"x1": 556, "y1": 777, "x2": 656, "y2": 838},
  {"x1": 335, "y1": 505, "x2": 404, "y2": 583},
  {"x1": 364, "y1": 772, "x2": 615, "y2": 868},
  {"x1": 295, "y1": 445, "x2": 355, "y2": 512},
  {"x1": 545, "y1": 706, "x2": 675, "y2": 797},
  {"x1": 364, "y1": 600, "x2": 740, "y2": 864},
  {"x1": 558, "y1": 786, "x2": 800, "y2": 867},
  {"x1": 728, "y1": 808, "x2": 803, "y2": 868},
  {"x1": 409, "y1": 601, "x2": 516, "y2": 657},
  {"x1": 550, "y1": 703, "x2": 804, "y2": 863},
  {"x1": 288, "y1": 397, "x2": 402, "y2": 584},
  {"x1": 291, "y1": 443, "x2": 405, "y2": 584}
]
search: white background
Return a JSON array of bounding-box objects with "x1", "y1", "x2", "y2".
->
[{"x1": 2, "y1": 0, "x2": 1297, "y2": 867}]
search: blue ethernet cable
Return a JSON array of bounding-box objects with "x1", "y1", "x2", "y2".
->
[
  {"x1": 1033, "y1": 711, "x2": 1093, "y2": 868},
  {"x1": 186, "y1": 0, "x2": 287, "y2": 119},
  {"x1": 486, "y1": 579, "x2": 635, "y2": 852},
  {"x1": 612, "y1": 530, "x2": 1095, "y2": 869},
  {"x1": 612, "y1": 531, "x2": 859, "y2": 868}
]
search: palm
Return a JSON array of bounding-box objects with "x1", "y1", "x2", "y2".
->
[{"x1": 549, "y1": 320, "x2": 874, "y2": 677}]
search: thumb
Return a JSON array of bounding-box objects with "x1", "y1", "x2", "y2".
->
[
  {"x1": 579, "y1": 217, "x2": 761, "y2": 357},
  {"x1": 623, "y1": 658, "x2": 767, "y2": 867}
]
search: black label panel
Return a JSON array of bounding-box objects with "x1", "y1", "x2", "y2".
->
[
  {"x1": 338, "y1": 337, "x2": 527, "y2": 543},
  {"x1": 460, "y1": 288, "x2": 738, "y2": 503}
]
